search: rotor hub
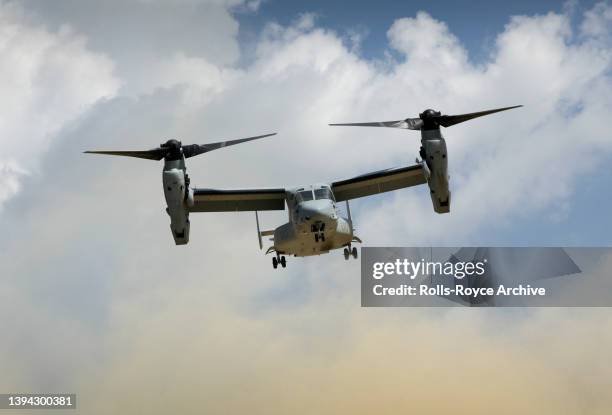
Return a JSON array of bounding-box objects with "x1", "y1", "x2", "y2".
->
[
  {"x1": 162, "y1": 139, "x2": 182, "y2": 149},
  {"x1": 161, "y1": 139, "x2": 183, "y2": 159},
  {"x1": 419, "y1": 109, "x2": 442, "y2": 130},
  {"x1": 419, "y1": 109, "x2": 441, "y2": 119}
]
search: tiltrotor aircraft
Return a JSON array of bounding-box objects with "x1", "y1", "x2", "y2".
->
[
  {"x1": 330, "y1": 105, "x2": 522, "y2": 214},
  {"x1": 85, "y1": 105, "x2": 521, "y2": 268}
]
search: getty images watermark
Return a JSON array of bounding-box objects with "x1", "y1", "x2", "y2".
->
[
  {"x1": 361, "y1": 247, "x2": 612, "y2": 307},
  {"x1": 371, "y1": 256, "x2": 544, "y2": 298}
]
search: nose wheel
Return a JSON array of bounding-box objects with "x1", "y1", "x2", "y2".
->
[
  {"x1": 343, "y1": 246, "x2": 358, "y2": 260},
  {"x1": 272, "y1": 255, "x2": 287, "y2": 269}
]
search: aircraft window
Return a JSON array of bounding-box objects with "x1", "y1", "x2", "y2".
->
[
  {"x1": 298, "y1": 190, "x2": 314, "y2": 202},
  {"x1": 314, "y1": 188, "x2": 335, "y2": 201}
]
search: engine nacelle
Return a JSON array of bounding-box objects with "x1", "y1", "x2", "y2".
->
[
  {"x1": 163, "y1": 167, "x2": 190, "y2": 245},
  {"x1": 430, "y1": 190, "x2": 450, "y2": 214},
  {"x1": 421, "y1": 131, "x2": 450, "y2": 214},
  {"x1": 169, "y1": 220, "x2": 190, "y2": 245}
]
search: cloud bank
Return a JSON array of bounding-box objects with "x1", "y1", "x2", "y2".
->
[{"x1": 0, "y1": 2, "x2": 118, "y2": 209}]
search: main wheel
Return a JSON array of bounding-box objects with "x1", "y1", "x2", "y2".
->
[
  {"x1": 344, "y1": 248, "x2": 350, "y2": 260},
  {"x1": 272, "y1": 257, "x2": 278, "y2": 269},
  {"x1": 352, "y1": 247, "x2": 358, "y2": 259},
  {"x1": 280, "y1": 256, "x2": 286, "y2": 268}
]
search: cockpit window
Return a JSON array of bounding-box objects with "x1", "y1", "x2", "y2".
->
[
  {"x1": 314, "y1": 187, "x2": 335, "y2": 201},
  {"x1": 297, "y1": 190, "x2": 314, "y2": 202}
]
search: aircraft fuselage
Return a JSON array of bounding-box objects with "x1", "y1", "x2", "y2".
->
[{"x1": 271, "y1": 185, "x2": 355, "y2": 257}]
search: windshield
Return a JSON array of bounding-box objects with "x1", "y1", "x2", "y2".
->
[
  {"x1": 314, "y1": 187, "x2": 335, "y2": 201},
  {"x1": 297, "y1": 190, "x2": 314, "y2": 202}
]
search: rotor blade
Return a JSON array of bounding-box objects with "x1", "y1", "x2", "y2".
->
[
  {"x1": 329, "y1": 118, "x2": 423, "y2": 130},
  {"x1": 182, "y1": 132, "x2": 277, "y2": 158},
  {"x1": 437, "y1": 105, "x2": 522, "y2": 128},
  {"x1": 84, "y1": 148, "x2": 166, "y2": 160}
]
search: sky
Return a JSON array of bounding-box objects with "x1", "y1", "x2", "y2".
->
[
  {"x1": 0, "y1": 0, "x2": 611, "y2": 414},
  {"x1": 240, "y1": 0, "x2": 600, "y2": 61}
]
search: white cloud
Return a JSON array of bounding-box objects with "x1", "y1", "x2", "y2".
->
[
  {"x1": 581, "y1": 1, "x2": 612, "y2": 39},
  {"x1": 20, "y1": 0, "x2": 254, "y2": 95},
  {"x1": 388, "y1": 11, "x2": 469, "y2": 70},
  {"x1": 0, "y1": 160, "x2": 26, "y2": 207},
  {"x1": 0, "y1": 2, "x2": 118, "y2": 210},
  {"x1": 142, "y1": 52, "x2": 240, "y2": 105}
]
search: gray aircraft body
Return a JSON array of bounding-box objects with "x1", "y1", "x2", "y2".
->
[
  {"x1": 192, "y1": 164, "x2": 426, "y2": 268},
  {"x1": 85, "y1": 105, "x2": 521, "y2": 267}
]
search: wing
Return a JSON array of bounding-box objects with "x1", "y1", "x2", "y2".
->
[
  {"x1": 190, "y1": 188, "x2": 286, "y2": 212},
  {"x1": 331, "y1": 164, "x2": 426, "y2": 202}
]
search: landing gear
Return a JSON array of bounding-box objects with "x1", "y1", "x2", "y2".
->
[
  {"x1": 272, "y1": 254, "x2": 287, "y2": 269},
  {"x1": 343, "y1": 246, "x2": 359, "y2": 260}
]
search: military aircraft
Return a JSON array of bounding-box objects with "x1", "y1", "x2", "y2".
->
[
  {"x1": 192, "y1": 164, "x2": 427, "y2": 268},
  {"x1": 330, "y1": 105, "x2": 522, "y2": 214},
  {"x1": 85, "y1": 133, "x2": 276, "y2": 245}
]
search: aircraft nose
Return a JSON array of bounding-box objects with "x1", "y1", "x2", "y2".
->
[
  {"x1": 298, "y1": 204, "x2": 337, "y2": 223},
  {"x1": 298, "y1": 206, "x2": 319, "y2": 222}
]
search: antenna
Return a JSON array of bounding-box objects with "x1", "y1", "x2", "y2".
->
[
  {"x1": 255, "y1": 211, "x2": 263, "y2": 250},
  {"x1": 345, "y1": 200, "x2": 353, "y2": 232}
]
